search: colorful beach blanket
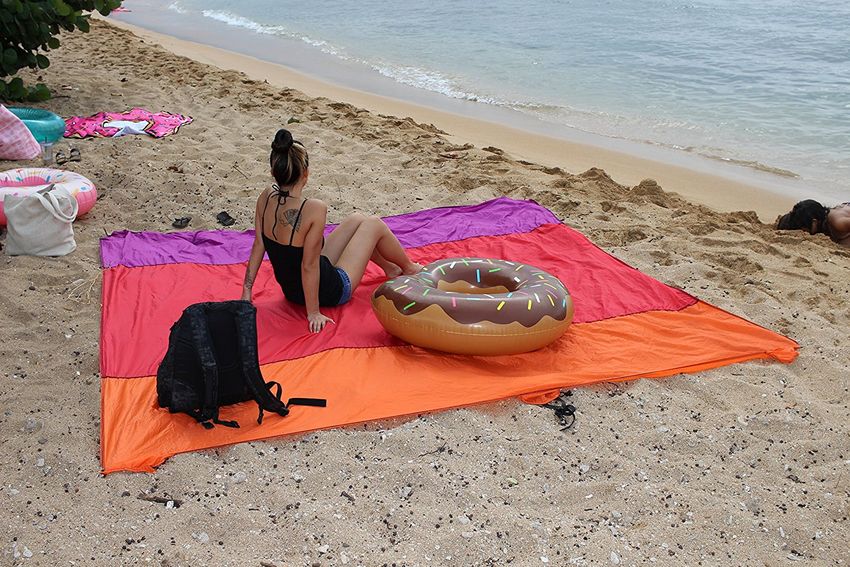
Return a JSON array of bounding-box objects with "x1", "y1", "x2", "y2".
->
[
  {"x1": 99, "y1": 197, "x2": 798, "y2": 473},
  {"x1": 64, "y1": 108, "x2": 192, "y2": 139}
]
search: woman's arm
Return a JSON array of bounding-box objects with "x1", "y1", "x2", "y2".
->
[
  {"x1": 301, "y1": 201, "x2": 334, "y2": 332},
  {"x1": 241, "y1": 193, "x2": 267, "y2": 301}
]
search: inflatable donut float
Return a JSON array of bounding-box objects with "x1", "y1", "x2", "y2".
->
[
  {"x1": 372, "y1": 257, "x2": 574, "y2": 355},
  {"x1": 7, "y1": 107, "x2": 66, "y2": 144},
  {"x1": 0, "y1": 168, "x2": 97, "y2": 226}
]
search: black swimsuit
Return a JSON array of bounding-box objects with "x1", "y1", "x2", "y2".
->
[{"x1": 261, "y1": 193, "x2": 345, "y2": 306}]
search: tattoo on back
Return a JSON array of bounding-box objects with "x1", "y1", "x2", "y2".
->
[{"x1": 284, "y1": 208, "x2": 303, "y2": 232}]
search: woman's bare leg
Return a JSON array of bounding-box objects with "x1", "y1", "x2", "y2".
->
[
  {"x1": 323, "y1": 213, "x2": 401, "y2": 276},
  {"x1": 322, "y1": 213, "x2": 366, "y2": 264},
  {"x1": 336, "y1": 217, "x2": 422, "y2": 289}
]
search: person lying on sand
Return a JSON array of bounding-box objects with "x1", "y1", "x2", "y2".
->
[
  {"x1": 776, "y1": 199, "x2": 850, "y2": 246},
  {"x1": 241, "y1": 128, "x2": 423, "y2": 332}
]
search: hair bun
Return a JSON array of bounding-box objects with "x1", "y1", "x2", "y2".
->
[{"x1": 272, "y1": 129, "x2": 294, "y2": 152}]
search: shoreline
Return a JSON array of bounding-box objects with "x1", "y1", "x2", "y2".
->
[{"x1": 105, "y1": 14, "x2": 802, "y2": 221}]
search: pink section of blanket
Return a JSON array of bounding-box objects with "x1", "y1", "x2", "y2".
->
[
  {"x1": 64, "y1": 107, "x2": 193, "y2": 139},
  {"x1": 0, "y1": 105, "x2": 41, "y2": 160}
]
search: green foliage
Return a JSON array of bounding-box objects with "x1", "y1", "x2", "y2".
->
[{"x1": 0, "y1": 0, "x2": 123, "y2": 101}]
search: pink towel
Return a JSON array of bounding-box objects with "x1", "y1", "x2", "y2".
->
[
  {"x1": 0, "y1": 105, "x2": 41, "y2": 160},
  {"x1": 64, "y1": 108, "x2": 193, "y2": 139}
]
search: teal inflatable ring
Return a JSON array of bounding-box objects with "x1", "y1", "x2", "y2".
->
[{"x1": 7, "y1": 107, "x2": 66, "y2": 144}]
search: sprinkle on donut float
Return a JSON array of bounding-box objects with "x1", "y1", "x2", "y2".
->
[{"x1": 371, "y1": 257, "x2": 575, "y2": 355}]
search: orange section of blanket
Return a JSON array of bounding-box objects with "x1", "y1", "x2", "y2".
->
[{"x1": 101, "y1": 301, "x2": 797, "y2": 473}]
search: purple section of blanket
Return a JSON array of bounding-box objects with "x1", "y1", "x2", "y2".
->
[{"x1": 100, "y1": 197, "x2": 560, "y2": 268}]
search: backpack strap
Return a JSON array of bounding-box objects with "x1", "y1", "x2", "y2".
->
[
  {"x1": 287, "y1": 397, "x2": 328, "y2": 408},
  {"x1": 541, "y1": 391, "x2": 577, "y2": 431},
  {"x1": 233, "y1": 302, "x2": 290, "y2": 421},
  {"x1": 232, "y1": 302, "x2": 327, "y2": 424},
  {"x1": 155, "y1": 318, "x2": 180, "y2": 408},
  {"x1": 256, "y1": 381, "x2": 327, "y2": 424},
  {"x1": 187, "y1": 305, "x2": 223, "y2": 427}
]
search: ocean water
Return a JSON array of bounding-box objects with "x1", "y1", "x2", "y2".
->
[{"x1": 122, "y1": 0, "x2": 849, "y2": 202}]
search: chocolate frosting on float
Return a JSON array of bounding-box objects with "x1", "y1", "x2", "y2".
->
[{"x1": 373, "y1": 257, "x2": 571, "y2": 327}]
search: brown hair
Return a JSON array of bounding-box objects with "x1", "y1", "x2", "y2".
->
[{"x1": 269, "y1": 128, "x2": 309, "y2": 188}]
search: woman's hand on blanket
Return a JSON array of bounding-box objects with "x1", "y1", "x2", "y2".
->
[{"x1": 308, "y1": 311, "x2": 334, "y2": 333}]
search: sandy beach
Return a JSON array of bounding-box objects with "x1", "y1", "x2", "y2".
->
[{"x1": 1, "y1": 18, "x2": 848, "y2": 566}]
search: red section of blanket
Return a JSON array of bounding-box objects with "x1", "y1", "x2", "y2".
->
[{"x1": 101, "y1": 223, "x2": 695, "y2": 378}]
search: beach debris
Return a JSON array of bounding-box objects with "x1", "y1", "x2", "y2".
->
[
  {"x1": 231, "y1": 471, "x2": 247, "y2": 484},
  {"x1": 22, "y1": 417, "x2": 42, "y2": 433},
  {"x1": 340, "y1": 490, "x2": 355, "y2": 503},
  {"x1": 317, "y1": 544, "x2": 329, "y2": 554},
  {"x1": 287, "y1": 117, "x2": 300, "y2": 124},
  {"x1": 505, "y1": 477, "x2": 519, "y2": 487},
  {"x1": 66, "y1": 274, "x2": 99, "y2": 304},
  {"x1": 398, "y1": 485, "x2": 413, "y2": 499},
  {"x1": 233, "y1": 164, "x2": 250, "y2": 179},
  {"x1": 417, "y1": 442, "x2": 447, "y2": 458},
  {"x1": 192, "y1": 532, "x2": 210, "y2": 544},
  {"x1": 438, "y1": 152, "x2": 465, "y2": 159},
  {"x1": 610, "y1": 551, "x2": 621, "y2": 564},
  {"x1": 11, "y1": 543, "x2": 33, "y2": 560},
  {"x1": 137, "y1": 492, "x2": 183, "y2": 508}
]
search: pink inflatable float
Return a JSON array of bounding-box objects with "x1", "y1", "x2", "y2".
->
[{"x1": 0, "y1": 168, "x2": 96, "y2": 226}]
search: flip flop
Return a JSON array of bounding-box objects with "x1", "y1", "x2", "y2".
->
[
  {"x1": 172, "y1": 216, "x2": 191, "y2": 229},
  {"x1": 216, "y1": 211, "x2": 235, "y2": 226},
  {"x1": 68, "y1": 148, "x2": 81, "y2": 162},
  {"x1": 55, "y1": 151, "x2": 68, "y2": 165}
]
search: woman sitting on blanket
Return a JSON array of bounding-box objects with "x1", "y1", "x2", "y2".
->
[{"x1": 242, "y1": 128, "x2": 422, "y2": 332}]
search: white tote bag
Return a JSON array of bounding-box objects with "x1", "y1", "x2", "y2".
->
[{"x1": 4, "y1": 184, "x2": 78, "y2": 256}]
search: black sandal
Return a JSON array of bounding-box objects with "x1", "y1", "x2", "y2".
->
[
  {"x1": 55, "y1": 151, "x2": 68, "y2": 165},
  {"x1": 68, "y1": 148, "x2": 81, "y2": 162},
  {"x1": 172, "y1": 216, "x2": 191, "y2": 229},
  {"x1": 216, "y1": 211, "x2": 235, "y2": 226}
]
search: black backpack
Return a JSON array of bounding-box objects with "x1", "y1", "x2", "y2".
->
[{"x1": 157, "y1": 300, "x2": 326, "y2": 429}]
